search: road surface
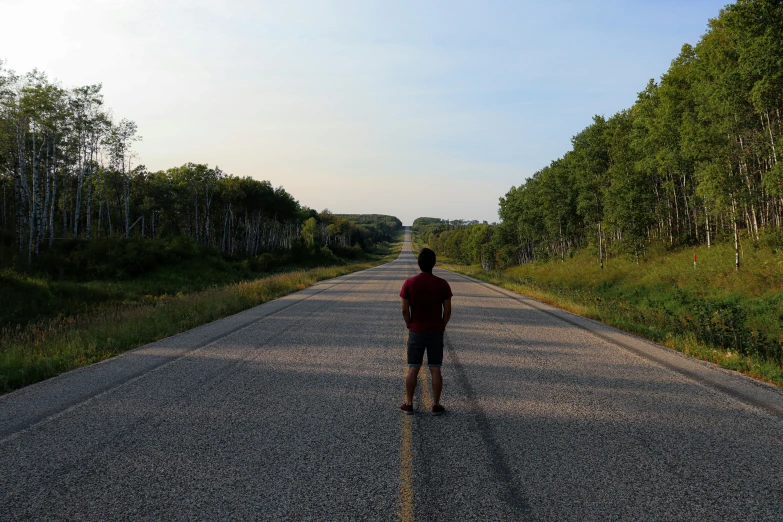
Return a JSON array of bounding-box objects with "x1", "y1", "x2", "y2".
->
[{"x1": 2, "y1": 230, "x2": 782, "y2": 520}]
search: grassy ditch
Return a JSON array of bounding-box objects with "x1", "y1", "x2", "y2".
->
[
  {"x1": 413, "y1": 234, "x2": 783, "y2": 388},
  {"x1": 1, "y1": 235, "x2": 391, "y2": 329},
  {"x1": 1, "y1": 238, "x2": 403, "y2": 394}
]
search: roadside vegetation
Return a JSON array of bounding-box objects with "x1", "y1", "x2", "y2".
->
[
  {"x1": 414, "y1": 228, "x2": 783, "y2": 388},
  {"x1": 0, "y1": 65, "x2": 407, "y2": 393},
  {"x1": 409, "y1": 1, "x2": 783, "y2": 388},
  {"x1": 0, "y1": 62, "x2": 403, "y2": 270},
  {"x1": 2, "y1": 217, "x2": 402, "y2": 329},
  {"x1": 413, "y1": 2, "x2": 783, "y2": 272},
  {"x1": 1, "y1": 231, "x2": 403, "y2": 394}
]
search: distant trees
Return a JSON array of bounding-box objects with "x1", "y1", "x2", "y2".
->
[
  {"x1": 332, "y1": 214, "x2": 403, "y2": 247},
  {"x1": 0, "y1": 63, "x2": 401, "y2": 266},
  {"x1": 413, "y1": 218, "x2": 499, "y2": 267},
  {"x1": 318, "y1": 211, "x2": 399, "y2": 251},
  {"x1": 130, "y1": 164, "x2": 305, "y2": 256},
  {"x1": 418, "y1": 0, "x2": 783, "y2": 271}
]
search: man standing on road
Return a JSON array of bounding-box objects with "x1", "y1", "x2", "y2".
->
[{"x1": 400, "y1": 248, "x2": 452, "y2": 415}]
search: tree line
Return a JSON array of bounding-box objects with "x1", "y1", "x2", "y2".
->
[
  {"x1": 0, "y1": 64, "x2": 400, "y2": 267},
  {"x1": 418, "y1": 0, "x2": 783, "y2": 270}
]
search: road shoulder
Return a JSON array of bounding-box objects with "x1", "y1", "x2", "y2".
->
[{"x1": 440, "y1": 268, "x2": 783, "y2": 419}]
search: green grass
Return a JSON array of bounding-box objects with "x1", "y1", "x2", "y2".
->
[
  {"x1": 1, "y1": 235, "x2": 402, "y2": 329},
  {"x1": 1, "y1": 259, "x2": 260, "y2": 329},
  {"x1": 414, "y1": 232, "x2": 783, "y2": 388},
  {"x1": 0, "y1": 235, "x2": 403, "y2": 394}
]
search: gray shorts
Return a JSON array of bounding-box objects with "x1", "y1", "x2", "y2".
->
[{"x1": 407, "y1": 331, "x2": 444, "y2": 367}]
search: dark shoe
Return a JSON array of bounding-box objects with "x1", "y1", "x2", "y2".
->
[
  {"x1": 432, "y1": 404, "x2": 445, "y2": 416},
  {"x1": 400, "y1": 403, "x2": 414, "y2": 415}
]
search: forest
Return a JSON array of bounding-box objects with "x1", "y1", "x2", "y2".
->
[
  {"x1": 413, "y1": 0, "x2": 783, "y2": 383},
  {"x1": 417, "y1": 0, "x2": 783, "y2": 271},
  {"x1": 0, "y1": 64, "x2": 401, "y2": 274},
  {"x1": 0, "y1": 64, "x2": 403, "y2": 391}
]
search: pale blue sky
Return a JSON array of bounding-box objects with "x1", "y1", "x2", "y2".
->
[{"x1": 2, "y1": 0, "x2": 729, "y2": 224}]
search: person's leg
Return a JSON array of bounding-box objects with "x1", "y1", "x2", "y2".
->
[
  {"x1": 405, "y1": 332, "x2": 425, "y2": 406},
  {"x1": 405, "y1": 366, "x2": 420, "y2": 405},
  {"x1": 429, "y1": 366, "x2": 442, "y2": 405},
  {"x1": 427, "y1": 332, "x2": 445, "y2": 407}
]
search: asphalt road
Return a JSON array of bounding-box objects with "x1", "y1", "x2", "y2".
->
[{"x1": 2, "y1": 230, "x2": 783, "y2": 521}]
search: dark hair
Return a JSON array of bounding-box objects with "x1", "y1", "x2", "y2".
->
[{"x1": 418, "y1": 248, "x2": 436, "y2": 272}]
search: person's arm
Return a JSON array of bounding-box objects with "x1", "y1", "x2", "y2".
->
[
  {"x1": 402, "y1": 298, "x2": 411, "y2": 328},
  {"x1": 442, "y1": 298, "x2": 452, "y2": 329}
]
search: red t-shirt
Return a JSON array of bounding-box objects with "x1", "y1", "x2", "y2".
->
[{"x1": 400, "y1": 272, "x2": 453, "y2": 333}]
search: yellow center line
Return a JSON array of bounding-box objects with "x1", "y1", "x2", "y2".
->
[
  {"x1": 399, "y1": 414, "x2": 414, "y2": 522},
  {"x1": 399, "y1": 328, "x2": 415, "y2": 522},
  {"x1": 399, "y1": 236, "x2": 438, "y2": 521}
]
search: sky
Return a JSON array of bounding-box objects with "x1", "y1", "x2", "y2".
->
[{"x1": 1, "y1": 0, "x2": 730, "y2": 225}]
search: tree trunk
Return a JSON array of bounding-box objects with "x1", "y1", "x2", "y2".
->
[
  {"x1": 107, "y1": 197, "x2": 113, "y2": 236},
  {"x1": 766, "y1": 110, "x2": 777, "y2": 164},
  {"x1": 62, "y1": 175, "x2": 68, "y2": 237},
  {"x1": 559, "y1": 222, "x2": 565, "y2": 262},
  {"x1": 74, "y1": 147, "x2": 86, "y2": 238},
  {"x1": 598, "y1": 221, "x2": 604, "y2": 270},
  {"x1": 40, "y1": 137, "x2": 51, "y2": 253},
  {"x1": 97, "y1": 199, "x2": 103, "y2": 238},
  {"x1": 193, "y1": 190, "x2": 199, "y2": 243},
  {"x1": 15, "y1": 124, "x2": 30, "y2": 254},
  {"x1": 85, "y1": 145, "x2": 95, "y2": 240},
  {"x1": 732, "y1": 196, "x2": 740, "y2": 271},
  {"x1": 49, "y1": 169, "x2": 57, "y2": 247},
  {"x1": 704, "y1": 205, "x2": 711, "y2": 248},
  {"x1": 124, "y1": 175, "x2": 130, "y2": 238},
  {"x1": 28, "y1": 126, "x2": 39, "y2": 264},
  {"x1": 127, "y1": 215, "x2": 143, "y2": 234}
]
